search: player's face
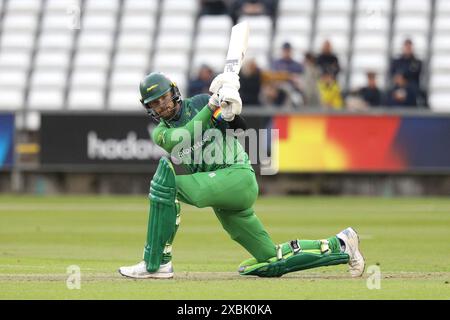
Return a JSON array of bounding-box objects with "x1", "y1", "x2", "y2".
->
[{"x1": 147, "y1": 91, "x2": 179, "y2": 120}]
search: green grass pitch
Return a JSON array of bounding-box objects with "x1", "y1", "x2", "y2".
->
[{"x1": 0, "y1": 195, "x2": 449, "y2": 300}]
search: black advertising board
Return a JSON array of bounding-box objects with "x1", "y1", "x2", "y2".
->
[
  {"x1": 40, "y1": 114, "x2": 166, "y2": 166},
  {"x1": 40, "y1": 113, "x2": 270, "y2": 171}
]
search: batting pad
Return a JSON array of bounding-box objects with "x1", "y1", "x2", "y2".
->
[
  {"x1": 145, "y1": 157, "x2": 178, "y2": 272},
  {"x1": 238, "y1": 241, "x2": 349, "y2": 277}
]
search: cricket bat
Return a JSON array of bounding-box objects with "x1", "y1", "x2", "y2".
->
[{"x1": 224, "y1": 21, "x2": 250, "y2": 74}]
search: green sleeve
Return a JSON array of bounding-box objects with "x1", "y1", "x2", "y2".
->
[{"x1": 151, "y1": 105, "x2": 213, "y2": 153}]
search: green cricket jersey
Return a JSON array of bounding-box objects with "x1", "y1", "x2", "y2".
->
[{"x1": 151, "y1": 94, "x2": 251, "y2": 173}]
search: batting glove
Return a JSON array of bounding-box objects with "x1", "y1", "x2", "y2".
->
[
  {"x1": 209, "y1": 72, "x2": 240, "y2": 94},
  {"x1": 219, "y1": 84, "x2": 242, "y2": 121}
]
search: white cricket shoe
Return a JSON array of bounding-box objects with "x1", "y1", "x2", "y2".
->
[
  {"x1": 336, "y1": 227, "x2": 365, "y2": 277},
  {"x1": 118, "y1": 261, "x2": 174, "y2": 279}
]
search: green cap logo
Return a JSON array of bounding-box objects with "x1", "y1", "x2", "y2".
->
[{"x1": 146, "y1": 84, "x2": 159, "y2": 92}]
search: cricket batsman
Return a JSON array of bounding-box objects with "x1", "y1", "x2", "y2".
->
[{"x1": 118, "y1": 72, "x2": 365, "y2": 279}]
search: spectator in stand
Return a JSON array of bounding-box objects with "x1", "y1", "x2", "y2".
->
[
  {"x1": 199, "y1": 0, "x2": 229, "y2": 15},
  {"x1": 316, "y1": 40, "x2": 340, "y2": 78},
  {"x1": 389, "y1": 39, "x2": 428, "y2": 107},
  {"x1": 229, "y1": 0, "x2": 278, "y2": 23},
  {"x1": 188, "y1": 64, "x2": 215, "y2": 96},
  {"x1": 302, "y1": 52, "x2": 321, "y2": 107},
  {"x1": 270, "y1": 42, "x2": 303, "y2": 106},
  {"x1": 385, "y1": 73, "x2": 418, "y2": 108},
  {"x1": 318, "y1": 71, "x2": 344, "y2": 110},
  {"x1": 358, "y1": 72, "x2": 382, "y2": 107},
  {"x1": 390, "y1": 39, "x2": 422, "y2": 90},
  {"x1": 271, "y1": 42, "x2": 303, "y2": 74},
  {"x1": 239, "y1": 58, "x2": 262, "y2": 106}
]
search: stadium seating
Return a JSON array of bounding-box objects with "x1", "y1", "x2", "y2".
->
[
  {"x1": 193, "y1": 15, "x2": 232, "y2": 74},
  {"x1": 273, "y1": 14, "x2": 311, "y2": 61},
  {"x1": 429, "y1": 0, "x2": 450, "y2": 112},
  {"x1": 0, "y1": 0, "x2": 449, "y2": 125},
  {"x1": 278, "y1": 0, "x2": 314, "y2": 16},
  {"x1": 350, "y1": 0, "x2": 391, "y2": 91},
  {"x1": 236, "y1": 15, "x2": 272, "y2": 69},
  {"x1": 107, "y1": 0, "x2": 157, "y2": 111}
]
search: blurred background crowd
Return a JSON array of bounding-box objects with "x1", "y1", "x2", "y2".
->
[{"x1": 189, "y1": 0, "x2": 429, "y2": 111}]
